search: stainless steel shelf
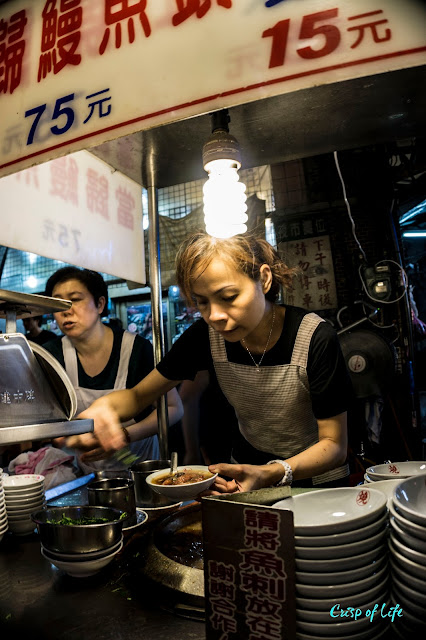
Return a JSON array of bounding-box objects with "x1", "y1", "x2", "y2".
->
[{"x1": 0, "y1": 419, "x2": 93, "y2": 445}]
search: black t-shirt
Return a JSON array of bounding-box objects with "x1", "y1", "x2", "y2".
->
[
  {"x1": 157, "y1": 305, "x2": 353, "y2": 420},
  {"x1": 44, "y1": 328, "x2": 155, "y2": 421},
  {"x1": 27, "y1": 329, "x2": 57, "y2": 346}
]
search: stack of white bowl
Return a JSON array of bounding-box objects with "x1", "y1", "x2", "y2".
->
[
  {"x1": 0, "y1": 470, "x2": 8, "y2": 542},
  {"x1": 388, "y1": 473, "x2": 426, "y2": 636},
  {"x1": 40, "y1": 538, "x2": 124, "y2": 577},
  {"x1": 3, "y1": 474, "x2": 46, "y2": 535},
  {"x1": 274, "y1": 487, "x2": 390, "y2": 640},
  {"x1": 364, "y1": 461, "x2": 426, "y2": 484}
]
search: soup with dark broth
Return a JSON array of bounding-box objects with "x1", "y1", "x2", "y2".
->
[{"x1": 152, "y1": 469, "x2": 213, "y2": 486}]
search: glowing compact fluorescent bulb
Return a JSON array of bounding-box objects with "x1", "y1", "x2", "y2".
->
[{"x1": 203, "y1": 159, "x2": 247, "y2": 239}]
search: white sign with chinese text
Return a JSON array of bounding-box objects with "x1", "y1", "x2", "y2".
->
[
  {"x1": 280, "y1": 235, "x2": 337, "y2": 310},
  {"x1": 0, "y1": 0, "x2": 425, "y2": 178},
  {"x1": 0, "y1": 150, "x2": 145, "y2": 283}
]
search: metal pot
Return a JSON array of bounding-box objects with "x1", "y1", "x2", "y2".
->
[
  {"x1": 87, "y1": 478, "x2": 136, "y2": 527},
  {"x1": 31, "y1": 505, "x2": 125, "y2": 553},
  {"x1": 130, "y1": 459, "x2": 180, "y2": 508}
]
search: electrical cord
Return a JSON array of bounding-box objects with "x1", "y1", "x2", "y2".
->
[
  {"x1": 334, "y1": 151, "x2": 409, "y2": 307},
  {"x1": 333, "y1": 151, "x2": 367, "y2": 262}
]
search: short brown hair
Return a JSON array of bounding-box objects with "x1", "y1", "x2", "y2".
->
[{"x1": 175, "y1": 232, "x2": 297, "y2": 305}]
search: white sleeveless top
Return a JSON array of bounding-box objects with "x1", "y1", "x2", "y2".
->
[
  {"x1": 209, "y1": 313, "x2": 349, "y2": 485},
  {"x1": 62, "y1": 331, "x2": 159, "y2": 473}
]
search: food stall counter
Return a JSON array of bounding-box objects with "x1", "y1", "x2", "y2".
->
[{"x1": 0, "y1": 487, "x2": 206, "y2": 640}]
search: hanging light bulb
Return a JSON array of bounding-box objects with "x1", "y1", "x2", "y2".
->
[{"x1": 202, "y1": 111, "x2": 247, "y2": 238}]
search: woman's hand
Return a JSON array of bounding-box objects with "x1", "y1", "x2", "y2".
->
[
  {"x1": 55, "y1": 400, "x2": 127, "y2": 453},
  {"x1": 205, "y1": 463, "x2": 274, "y2": 495}
]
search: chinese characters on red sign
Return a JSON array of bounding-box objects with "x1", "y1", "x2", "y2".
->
[
  {"x1": 263, "y1": 8, "x2": 392, "y2": 68},
  {"x1": 208, "y1": 507, "x2": 287, "y2": 639},
  {"x1": 38, "y1": 0, "x2": 82, "y2": 82},
  {"x1": 2, "y1": 4, "x2": 397, "y2": 97},
  {"x1": 0, "y1": 9, "x2": 27, "y2": 94}
]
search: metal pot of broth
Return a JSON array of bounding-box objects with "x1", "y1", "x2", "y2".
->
[{"x1": 139, "y1": 503, "x2": 205, "y2": 615}]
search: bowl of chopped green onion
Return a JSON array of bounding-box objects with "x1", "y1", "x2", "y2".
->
[{"x1": 31, "y1": 506, "x2": 126, "y2": 553}]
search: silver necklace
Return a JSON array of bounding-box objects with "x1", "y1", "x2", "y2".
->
[{"x1": 241, "y1": 307, "x2": 276, "y2": 371}]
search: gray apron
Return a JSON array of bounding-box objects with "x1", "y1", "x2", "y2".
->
[
  {"x1": 62, "y1": 331, "x2": 159, "y2": 473},
  {"x1": 209, "y1": 313, "x2": 349, "y2": 485}
]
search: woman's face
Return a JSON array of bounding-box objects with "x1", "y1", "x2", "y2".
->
[
  {"x1": 191, "y1": 257, "x2": 270, "y2": 342},
  {"x1": 51, "y1": 278, "x2": 104, "y2": 339}
]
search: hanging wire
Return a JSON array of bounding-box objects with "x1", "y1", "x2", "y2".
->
[{"x1": 333, "y1": 151, "x2": 367, "y2": 262}]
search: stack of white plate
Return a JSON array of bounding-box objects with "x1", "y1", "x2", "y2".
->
[
  {"x1": 40, "y1": 537, "x2": 124, "y2": 577},
  {"x1": 274, "y1": 487, "x2": 390, "y2": 640},
  {"x1": 388, "y1": 473, "x2": 426, "y2": 636},
  {"x1": 364, "y1": 461, "x2": 426, "y2": 483},
  {"x1": 0, "y1": 470, "x2": 8, "y2": 542},
  {"x1": 3, "y1": 474, "x2": 46, "y2": 535}
]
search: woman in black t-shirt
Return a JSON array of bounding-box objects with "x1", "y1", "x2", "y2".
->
[{"x1": 61, "y1": 233, "x2": 352, "y2": 492}]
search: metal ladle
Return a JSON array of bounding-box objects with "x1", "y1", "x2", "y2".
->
[{"x1": 170, "y1": 451, "x2": 178, "y2": 477}]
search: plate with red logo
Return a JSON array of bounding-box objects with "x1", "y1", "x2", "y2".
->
[
  {"x1": 365, "y1": 461, "x2": 426, "y2": 481},
  {"x1": 273, "y1": 487, "x2": 387, "y2": 535}
]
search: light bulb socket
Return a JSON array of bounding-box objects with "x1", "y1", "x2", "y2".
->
[{"x1": 202, "y1": 128, "x2": 242, "y2": 170}]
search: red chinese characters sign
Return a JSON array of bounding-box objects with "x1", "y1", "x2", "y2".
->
[
  {"x1": 203, "y1": 495, "x2": 296, "y2": 639},
  {"x1": 0, "y1": 0, "x2": 425, "y2": 178}
]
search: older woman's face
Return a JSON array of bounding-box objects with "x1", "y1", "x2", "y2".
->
[
  {"x1": 191, "y1": 257, "x2": 269, "y2": 342},
  {"x1": 51, "y1": 279, "x2": 104, "y2": 339}
]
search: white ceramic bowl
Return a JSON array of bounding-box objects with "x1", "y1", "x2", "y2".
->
[
  {"x1": 295, "y1": 528, "x2": 387, "y2": 560},
  {"x1": 273, "y1": 487, "x2": 387, "y2": 535},
  {"x1": 295, "y1": 563, "x2": 388, "y2": 599},
  {"x1": 296, "y1": 586, "x2": 390, "y2": 622},
  {"x1": 5, "y1": 491, "x2": 45, "y2": 504},
  {"x1": 359, "y1": 479, "x2": 402, "y2": 505},
  {"x1": 392, "y1": 586, "x2": 426, "y2": 621},
  {"x1": 391, "y1": 593, "x2": 425, "y2": 630},
  {"x1": 41, "y1": 540, "x2": 123, "y2": 576},
  {"x1": 389, "y1": 539, "x2": 426, "y2": 580},
  {"x1": 296, "y1": 611, "x2": 374, "y2": 637},
  {"x1": 2, "y1": 474, "x2": 44, "y2": 490},
  {"x1": 390, "y1": 513, "x2": 426, "y2": 554},
  {"x1": 3, "y1": 487, "x2": 45, "y2": 500},
  {"x1": 295, "y1": 621, "x2": 389, "y2": 640},
  {"x1": 294, "y1": 511, "x2": 387, "y2": 548},
  {"x1": 6, "y1": 503, "x2": 46, "y2": 518},
  {"x1": 390, "y1": 531, "x2": 426, "y2": 567},
  {"x1": 7, "y1": 518, "x2": 36, "y2": 535},
  {"x1": 6, "y1": 499, "x2": 46, "y2": 513},
  {"x1": 295, "y1": 544, "x2": 385, "y2": 573},
  {"x1": 296, "y1": 555, "x2": 387, "y2": 586},
  {"x1": 367, "y1": 461, "x2": 426, "y2": 479},
  {"x1": 41, "y1": 536, "x2": 123, "y2": 562},
  {"x1": 392, "y1": 474, "x2": 426, "y2": 527},
  {"x1": 145, "y1": 465, "x2": 218, "y2": 501},
  {"x1": 388, "y1": 498, "x2": 426, "y2": 542},
  {"x1": 390, "y1": 558, "x2": 426, "y2": 595},
  {"x1": 393, "y1": 574, "x2": 426, "y2": 606}
]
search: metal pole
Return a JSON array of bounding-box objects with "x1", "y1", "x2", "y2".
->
[{"x1": 145, "y1": 140, "x2": 169, "y2": 460}]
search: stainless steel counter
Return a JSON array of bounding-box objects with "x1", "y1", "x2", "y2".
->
[{"x1": 0, "y1": 491, "x2": 206, "y2": 640}]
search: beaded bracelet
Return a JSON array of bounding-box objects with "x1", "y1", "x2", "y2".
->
[{"x1": 267, "y1": 459, "x2": 293, "y2": 486}]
